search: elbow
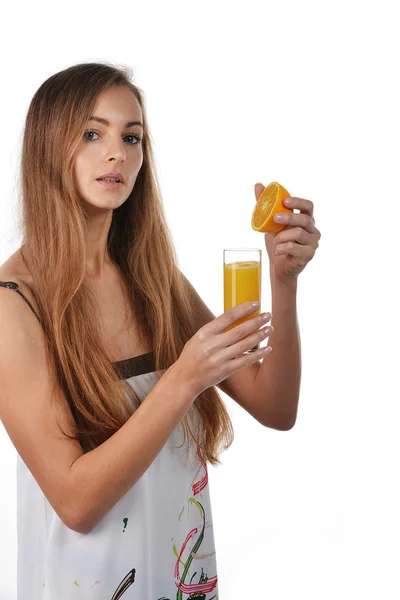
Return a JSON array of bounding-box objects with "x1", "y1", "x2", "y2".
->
[
  {"x1": 64, "y1": 467, "x2": 95, "y2": 534},
  {"x1": 76, "y1": 522, "x2": 94, "y2": 535},
  {"x1": 65, "y1": 513, "x2": 93, "y2": 535},
  {"x1": 282, "y1": 418, "x2": 296, "y2": 431},
  {"x1": 69, "y1": 502, "x2": 98, "y2": 534},
  {"x1": 63, "y1": 509, "x2": 87, "y2": 534},
  {"x1": 63, "y1": 500, "x2": 93, "y2": 535},
  {"x1": 263, "y1": 415, "x2": 297, "y2": 431}
]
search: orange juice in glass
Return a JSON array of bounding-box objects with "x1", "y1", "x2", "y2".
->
[{"x1": 223, "y1": 248, "x2": 261, "y2": 353}]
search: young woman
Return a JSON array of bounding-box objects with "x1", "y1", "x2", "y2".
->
[{"x1": 0, "y1": 61, "x2": 320, "y2": 599}]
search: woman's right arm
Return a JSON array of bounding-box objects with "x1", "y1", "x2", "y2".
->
[{"x1": 0, "y1": 289, "x2": 270, "y2": 534}]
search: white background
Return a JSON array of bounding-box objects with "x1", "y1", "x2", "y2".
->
[{"x1": 1, "y1": 1, "x2": 399, "y2": 598}]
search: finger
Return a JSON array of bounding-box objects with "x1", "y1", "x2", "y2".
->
[
  {"x1": 275, "y1": 240, "x2": 316, "y2": 257},
  {"x1": 223, "y1": 322, "x2": 273, "y2": 360},
  {"x1": 230, "y1": 344, "x2": 272, "y2": 368},
  {"x1": 212, "y1": 301, "x2": 261, "y2": 335},
  {"x1": 221, "y1": 313, "x2": 272, "y2": 350},
  {"x1": 254, "y1": 182, "x2": 265, "y2": 201},
  {"x1": 275, "y1": 227, "x2": 314, "y2": 247},
  {"x1": 273, "y1": 212, "x2": 316, "y2": 234},
  {"x1": 283, "y1": 197, "x2": 314, "y2": 220}
]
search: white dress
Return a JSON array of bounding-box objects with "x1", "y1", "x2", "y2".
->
[{"x1": 0, "y1": 282, "x2": 219, "y2": 600}]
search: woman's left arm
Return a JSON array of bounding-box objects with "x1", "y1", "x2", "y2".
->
[
  {"x1": 253, "y1": 275, "x2": 300, "y2": 430},
  {"x1": 252, "y1": 183, "x2": 322, "y2": 429}
]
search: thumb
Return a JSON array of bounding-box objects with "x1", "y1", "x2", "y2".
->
[{"x1": 254, "y1": 182, "x2": 265, "y2": 201}]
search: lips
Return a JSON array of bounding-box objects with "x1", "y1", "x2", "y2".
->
[
  {"x1": 96, "y1": 171, "x2": 124, "y2": 183},
  {"x1": 97, "y1": 180, "x2": 124, "y2": 189}
]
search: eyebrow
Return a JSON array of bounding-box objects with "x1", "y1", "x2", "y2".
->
[{"x1": 89, "y1": 116, "x2": 144, "y2": 129}]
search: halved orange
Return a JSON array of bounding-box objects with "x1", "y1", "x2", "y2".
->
[{"x1": 251, "y1": 181, "x2": 293, "y2": 234}]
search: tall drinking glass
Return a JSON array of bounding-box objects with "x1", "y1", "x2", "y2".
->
[{"x1": 223, "y1": 248, "x2": 262, "y2": 353}]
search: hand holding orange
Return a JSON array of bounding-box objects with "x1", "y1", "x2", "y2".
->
[
  {"x1": 251, "y1": 181, "x2": 293, "y2": 234},
  {"x1": 251, "y1": 181, "x2": 321, "y2": 283}
]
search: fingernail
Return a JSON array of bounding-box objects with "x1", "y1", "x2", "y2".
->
[
  {"x1": 285, "y1": 198, "x2": 293, "y2": 205},
  {"x1": 251, "y1": 301, "x2": 260, "y2": 307}
]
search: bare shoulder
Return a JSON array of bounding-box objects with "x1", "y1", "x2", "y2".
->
[
  {"x1": 0, "y1": 248, "x2": 39, "y2": 317},
  {"x1": 0, "y1": 247, "x2": 29, "y2": 278}
]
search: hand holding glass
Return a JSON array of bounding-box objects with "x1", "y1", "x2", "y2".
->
[{"x1": 223, "y1": 248, "x2": 262, "y2": 353}]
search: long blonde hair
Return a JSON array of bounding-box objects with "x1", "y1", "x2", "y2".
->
[{"x1": 16, "y1": 61, "x2": 234, "y2": 465}]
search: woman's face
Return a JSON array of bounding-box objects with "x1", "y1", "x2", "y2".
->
[{"x1": 74, "y1": 86, "x2": 144, "y2": 212}]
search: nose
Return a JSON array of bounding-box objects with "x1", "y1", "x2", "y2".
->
[{"x1": 105, "y1": 138, "x2": 126, "y2": 162}]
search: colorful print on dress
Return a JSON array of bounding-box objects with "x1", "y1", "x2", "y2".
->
[{"x1": 109, "y1": 433, "x2": 218, "y2": 599}]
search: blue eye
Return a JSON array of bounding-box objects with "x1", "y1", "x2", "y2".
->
[{"x1": 83, "y1": 131, "x2": 142, "y2": 145}]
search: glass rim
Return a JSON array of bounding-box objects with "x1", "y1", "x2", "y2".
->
[{"x1": 223, "y1": 247, "x2": 261, "y2": 252}]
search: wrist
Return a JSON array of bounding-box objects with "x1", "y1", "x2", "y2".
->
[
  {"x1": 165, "y1": 358, "x2": 201, "y2": 400},
  {"x1": 270, "y1": 270, "x2": 298, "y2": 289}
]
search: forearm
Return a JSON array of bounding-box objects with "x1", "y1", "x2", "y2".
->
[
  {"x1": 68, "y1": 362, "x2": 196, "y2": 534},
  {"x1": 256, "y1": 273, "x2": 301, "y2": 430}
]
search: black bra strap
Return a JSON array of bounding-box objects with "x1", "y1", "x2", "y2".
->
[{"x1": 0, "y1": 281, "x2": 42, "y2": 325}]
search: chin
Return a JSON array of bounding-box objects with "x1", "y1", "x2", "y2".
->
[{"x1": 82, "y1": 193, "x2": 127, "y2": 209}]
